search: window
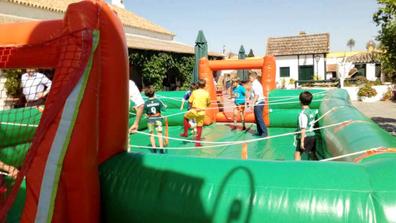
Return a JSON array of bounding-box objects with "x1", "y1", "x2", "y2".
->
[{"x1": 280, "y1": 67, "x2": 290, "y2": 77}]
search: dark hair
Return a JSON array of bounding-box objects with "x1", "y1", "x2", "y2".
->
[
  {"x1": 198, "y1": 79, "x2": 206, "y2": 88},
  {"x1": 299, "y1": 91, "x2": 313, "y2": 105},
  {"x1": 190, "y1": 83, "x2": 198, "y2": 91},
  {"x1": 144, "y1": 86, "x2": 155, "y2": 98},
  {"x1": 231, "y1": 78, "x2": 240, "y2": 85}
]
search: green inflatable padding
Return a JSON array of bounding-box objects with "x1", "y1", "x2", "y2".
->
[
  {"x1": 0, "y1": 143, "x2": 30, "y2": 168},
  {"x1": 7, "y1": 179, "x2": 26, "y2": 223},
  {"x1": 269, "y1": 109, "x2": 318, "y2": 128},
  {"x1": 100, "y1": 152, "x2": 396, "y2": 223},
  {"x1": 268, "y1": 89, "x2": 325, "y2": 109},
  {"x1": 319, "y1": 89, "x2": 396, "y2": 160},
  {"x1": 0, "y1": 107, "x2": 41, "y2": 148}
]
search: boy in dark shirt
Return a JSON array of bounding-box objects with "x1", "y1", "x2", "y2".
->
[
  {"x1": 294, "y1": 91, "x2": 318, "y2": 160},
  {"x1": 144, "y1": 86, "x2": 167, "y2": 153}
]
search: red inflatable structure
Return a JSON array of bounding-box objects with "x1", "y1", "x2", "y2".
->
[{"x1": 0, "y1": 1, "x2": 128, "y2": 222}]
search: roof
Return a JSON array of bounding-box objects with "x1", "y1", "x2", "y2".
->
[
  {"x1": 126, "y1": 35, "x2": 223, "y2": 57},
  {"x1": 266, "y1": 33, "x2": 329, "y2": 56},
  {"x1": 326, "y1": 64, "x2": 337, "y2": 73},
  {"x1": 345, "y1": 51, "x2": 381, "y2": 63},
  {"x1": 4, "y1": 0, "x2": 174, "y2": 35}
]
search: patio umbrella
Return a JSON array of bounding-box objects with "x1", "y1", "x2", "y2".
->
[
  {"x1": 193, "y1": 30, "x2": 208, "y2": 82},
  {"x1": 237, "y1": 45, "x2": 248, "y2": 81}
]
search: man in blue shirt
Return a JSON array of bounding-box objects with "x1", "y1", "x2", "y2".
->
[{"x1": 232, "y1": 78, "x2": 247, "y2": 130}]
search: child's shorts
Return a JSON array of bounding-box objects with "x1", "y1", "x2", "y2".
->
[
  {"x1": 294, "y1": 136, "x2": 316, "y2": 154},
  {"x1": 235, "y1": 103, "x2": 245, "y2": 112},
  {"x1": 185, "y1": 109, "x2": 205, "y2": 126},
  {"x1": 147, "y1": 118, "x2": 163, "y2": 132}
]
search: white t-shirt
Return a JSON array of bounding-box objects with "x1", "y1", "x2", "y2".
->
[
  {"x1": 251, "y1": 79, "x2": 265, "y2": 104},
  {"x1": 21, "y1": 72, "x2": 52, "y2": 101},
  {"x1": 129, "y1": 80, "x2": 144, "y2": 107}
]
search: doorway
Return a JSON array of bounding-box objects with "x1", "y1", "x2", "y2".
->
[{"x1": 299, "y1": 65, "x2": 314, "y2": 80}]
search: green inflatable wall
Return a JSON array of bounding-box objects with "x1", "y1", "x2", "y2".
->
[
  {"x1": 0, "y1": 107, "x2": 41, "y2": 148},
  {"x1": 5, "y1": 89, "x2": 396, "y2": 222},
  {"x1": 100, "y1": 152, "x2": 396, "y2": 223},
  {"x1": 319, "y1": 89, "x2": 396, "y2": 160},
  {"x1": 99, "y1": 89, "x2": 396, "y2": 223}
]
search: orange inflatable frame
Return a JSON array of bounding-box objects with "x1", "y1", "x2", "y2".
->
[{"x1": 198, "y1": 56, "x2": 276, "y2": 125}]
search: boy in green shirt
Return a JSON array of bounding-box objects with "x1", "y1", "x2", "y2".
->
[
  {"x1": 144, "y1": 86, "x2": 167, "y2": 154},
  {"x1": 294, "y1": 91, "x2": 318, "y2": 160}
]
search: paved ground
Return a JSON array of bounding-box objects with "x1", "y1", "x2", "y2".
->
[{"x1": 352, "y1": 100, "x2": 396, "y2": 136}]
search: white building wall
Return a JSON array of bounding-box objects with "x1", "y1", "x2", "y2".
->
[
  {"x1": 316, "y1": 55, "x2": 326, "y2": 80},
  {"x1": 275, "y1": 56, "x2": 299, "y2": 82},
  {"x1": 0, "y1": 70, "x2": 6, "y2": 110},
  {"x1": 366, "y1": 63, "x2": 376, "y2": 81},
  {"x1": 275, "y1": 54, "x2": 326, "y2": 83}
]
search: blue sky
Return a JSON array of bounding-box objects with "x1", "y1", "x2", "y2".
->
[{"x1": 121, "y1": 0, "x2": 379, "y2": 56}]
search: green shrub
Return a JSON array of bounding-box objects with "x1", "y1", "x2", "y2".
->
[
  {"x1": 358, "y1": 84, "x2": 377, "y2": 98},
  {"x1": 3, "y1": 69, "x2": 23, "y2": 98}
]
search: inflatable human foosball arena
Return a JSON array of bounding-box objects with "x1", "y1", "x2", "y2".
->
[{"x1": 0, "y1": 1, "x2": 395, "y2": 222}]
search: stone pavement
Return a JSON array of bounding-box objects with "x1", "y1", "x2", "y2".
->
[{"x1": 352, "y1": 100, "x2": 396, "y2": 136}]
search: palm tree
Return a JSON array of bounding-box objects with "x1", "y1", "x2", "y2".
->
[{"x1": 347, "y1": 38, "x2": 355, "y2": 51}]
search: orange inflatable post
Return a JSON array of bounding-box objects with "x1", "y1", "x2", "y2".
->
[
  {"x1": 199, "y1": 57, "x2": 218, "y2": 125},
  {"x1": 204, "y1": 57, "x2": 276, "y2": 124},
  {"x1": 261, "y1": 55, "x2": 276, "y2": 126}
]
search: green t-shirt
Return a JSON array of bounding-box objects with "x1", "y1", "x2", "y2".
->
[
  {"x1": 144, "y1": 98, "x2": 166, "y2": 117},
  {"x1": 297, "y1": 108, "x2": 317, "y2": 138}
]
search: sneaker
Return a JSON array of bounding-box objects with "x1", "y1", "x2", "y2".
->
[
  {"x1": 195, "y1": 143, "x2": 202, "y2": 147},
  {"x1": 180, "y1": 133, "x2": 188, "y2": 137},
  {"x1": 242, "y1": 126, "x2": 246, "y2": 130}
]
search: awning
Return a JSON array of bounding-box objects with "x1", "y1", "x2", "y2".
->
[{"x1": 326, "y1": 64, "x2": 337, "y2": 73}]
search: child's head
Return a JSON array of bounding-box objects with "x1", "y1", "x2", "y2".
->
[
  {"x1": 190, "y1": 83, "x2": 198, "y2": 91},
  {"x1": 232, "y1": 78, "x2": 240, "y2": 87},
  {"x1": 144, "y1": 86, "x2": 155, "y2": 98},
  {"x1": 198, "y1": 79, "x2": 206, "y2": 88},
  {"x1": 248, "y1": 71, "x2": 258, "y2": 82},
  {"x1": 299, "y1": 91, "x2": 313, "y2": 106}
]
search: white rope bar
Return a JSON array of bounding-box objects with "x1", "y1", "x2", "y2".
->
[
  {"x1": 133, "y1": 120, "x2": 352, "y2": 146},
  {"x1": 0, "y1": 170, "x2": 10, "y2": 176},
  {"x1": 0, "y1": 122, "x2": 39, "y2": 127},
  {"x1": 320, "y1": 147, "x2": 384, "y2": 162},
  {"x1": 129, "y1": 142, "x2": 237, "y2": 150}
]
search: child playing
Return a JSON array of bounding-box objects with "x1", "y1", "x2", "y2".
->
[
  {"x1": 180, "y1": 83, "x2": 198, "y2": 135},
  {"x1": 144, "y1": 86, "x2": 167, "y2": 154},
  {"x1": 294, "y1": 91, "x2": 318, "y2": 160},
  {"x1": 231, "y1": 78, "x2": 247, "y2": 130},
  {"x1": 180, "y1": 79, "x2": 211, "y2": 147}
]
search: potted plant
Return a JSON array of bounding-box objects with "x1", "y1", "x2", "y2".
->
[{"x1": 358, "y1": 84, "x2": 377, "y2": 102}]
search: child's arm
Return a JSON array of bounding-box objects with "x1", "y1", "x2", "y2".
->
[
  {"x1": 300, "y1": 128, "x2": 306, "y2": 150},
  {"x1": 0, "y1": 161, "x2": 19, "y2": 179},
  {"x1": 299, "y1": 113, "x2": 308, "y2": 150},
  {"x1": 159, "y1": 99, "x2": 167, "y2": 111},
  {"x1": 180, "y1": 100, "x2": 185, "y2": 110}
]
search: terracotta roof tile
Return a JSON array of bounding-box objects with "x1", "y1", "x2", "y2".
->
[
  {"x1": 345, "y1": 51, "x2": 380, "y2": 63},
  {"x1": 266, "y1": 33, "x2": 329, "y2": 56},
  {"x1": 4, "y1": 0, "x2": 174, "y2": 35}
]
